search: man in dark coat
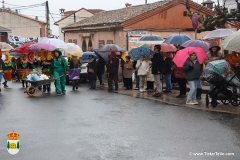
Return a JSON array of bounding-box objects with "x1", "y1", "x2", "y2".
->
[
  {"x1": 150, "y1": 45, "x2": 164, "y2": 97},
  {"x1": 106, "y1": 52, "x2": 119, "y2": 92},
  {"x1": 96, "y1": 55, "x2": 105, "y2": 87}
]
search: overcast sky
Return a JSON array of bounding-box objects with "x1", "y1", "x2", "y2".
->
[{"x1": 4, "y1": 0, "x2": 166, "y2": 36}]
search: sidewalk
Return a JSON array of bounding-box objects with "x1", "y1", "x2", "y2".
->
[{"x1": 105, "y1": 83, "x2": 240, "y2": 115}]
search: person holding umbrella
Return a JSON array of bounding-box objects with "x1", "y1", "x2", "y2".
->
[
  {"x1": 204, "y1": 42, "x2": 224, "y2": 91},
  {"x1": 149, "y1": 45, "x2": 164, "y2": 97},
  {"x1": 50, "y1": 49, "x2": 68, "y2": 95},
  {"x1": 183, "y1": 52, "x2": 203, "y2": 105},
  {"x1": 96, "y1": 55, "x2": 106, "y2": 88},
  {"x1": 123, "y1": 56, "x2": 133, "y2": 90},
  {"x1": 87, "y1": 55, "x2": 97, "y2": 89},
  {"x1": 106, "y1": 52, "x2": 119, "y2": 92}
]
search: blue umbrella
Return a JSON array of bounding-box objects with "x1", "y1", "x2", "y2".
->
[
  {"x1": 128, "y1": 46, "x2": 154, "y2": 61},
  {"x1": 163, "y1": 34, "x2": 193, "y2": 45},
  {"x1": 136, "y1": 34, "x2": 164, "y2": 44},
  {"x1": 94, "y1": 50, "x2": 109, "y2": 61},
  {"x1": 81, "y1": 52, "x2": 98, "y2": 60}
]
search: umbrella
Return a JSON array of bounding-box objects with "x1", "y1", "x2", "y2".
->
[
  {"x1": 160, "y1": 44, "x2": 177, "y2": 52},
  {"x1": 81, "y1": 52, "x2": 98, "y2": 61},
  {"x1": 163, "y1": 34, "x2": 193, "y2": 45},
  {"x1": 128, "y1": 46, "x2": 154, "y2": 61},
  {"x1": 99, "y1": 44, "x2": 126, "y2": 52},
  {"x1": 181, "y1": 40, "x2": 210, "y2": 53},
  {"x1": 94, "y1": 50, "x2": 109, "y2": 61},
  {"x1": 173, "y1": 47, "x2": 207, "y2": 67},
  {"x1": 136, "y1": 35, "x2": 164, "y2": 44},
  {"x1": 0, "y1": 42, "x2": 14, "y2": 51},
  {"x1": 202, "y1": 28, "x2": 236, "y2": 40},
  {"x1": 11, "y1": 42, "x2": 37, "y2": 53},
  {"x1": 121, "y1": 52, "x2": 128, "y2": 62},
  {"x1": 222, "y1": 30, "x2": 240, "y2": 52},
  {"x1": 27, "y1": 43, "x2": 56, "y2": 51},
  {"x1": 39, "y1": 38, "x2": 68, "y2": 49},
  {"x1": 64, "y1": 44, "x2": 83, "y2": 57}
]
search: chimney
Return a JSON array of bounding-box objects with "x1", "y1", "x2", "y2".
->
[
  {"x1": 202, "y1": 0, "x2": 214, "y2": 9},
  {"x1": 59, "y1": 8, "x2": 65, "y2": 13},
  {"x1": 35, "y1": 16, "x2": 38, "y2": 20}
]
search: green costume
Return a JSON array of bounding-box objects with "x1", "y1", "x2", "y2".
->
[{"x1": 50, "y1": 49, "x2": 68, "y2": 94}]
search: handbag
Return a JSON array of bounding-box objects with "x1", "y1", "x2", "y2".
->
[{"x1": 88, "y1": 68, "x2": 94, "y2": 73}]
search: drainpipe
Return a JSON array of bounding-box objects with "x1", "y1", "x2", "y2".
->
[{"x1": 126, "y1": 33, "x2": 129, "y2": 51}]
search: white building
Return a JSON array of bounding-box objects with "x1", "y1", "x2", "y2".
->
[
  {"x1": 54, "y1": 8, "x2": 104, "y2": 41},
  {"x1": 0, "y1": 8, "x2": 46, "y2": 38}
]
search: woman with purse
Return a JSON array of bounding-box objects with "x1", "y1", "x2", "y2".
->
[
  {"x1": 123, "y1": 56, "x2": 133, "y2": 90},
  {"x1": 87, "y1": 55, "x2": 97, "y2": 89}
]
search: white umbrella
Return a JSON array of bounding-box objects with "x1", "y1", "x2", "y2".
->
[
  {"x1": 0, "y1": 42, "x2": 14, "y2": 51},
  {"x1": 222, "y1": 30, "x2": 240, "y2": 52},
  {"x1": 39, "y1": 38, "x2": 68, "y2": 49},
  {"x1": 64, "y1": 43, "x2": 83, "y2": 57},
  {"x1": 202, "y1": 28, "x2": 236, "y2": 40}
]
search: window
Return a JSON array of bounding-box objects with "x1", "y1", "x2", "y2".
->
[
  {"x1": 98, "y1": 40, "x2": 105, "y2": 48},
  {"x1": 68, "y1": 39, "x2": 72, "y2": 43},
  {"x1": 107, "y1": 40, "x2": 113, "y2": 44},
  {"x1": 72, "y1": 39, "x2": 77, "y2": 44},
  {"x1": 183, "y1": 11, "x2": 187, "y2": 17}
]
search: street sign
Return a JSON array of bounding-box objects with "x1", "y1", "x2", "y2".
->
[{"x1": 192, "y1": 13, "x2": 199, "y2": 29}]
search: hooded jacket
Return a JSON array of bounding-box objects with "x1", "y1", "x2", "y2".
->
[
  {"x1": 204, "y1": 42, "x2": 223, "y2": 64},
  {"x1": 183, "y1": 57, "x2": 203, "y2": 81},
  {"x1": 50, "y1": 49, "x2": 68, "y2": 74}
]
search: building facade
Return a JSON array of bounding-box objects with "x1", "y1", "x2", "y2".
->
[
  {"x1": 62, "y1": 0, "x2": 239, "y2": 51},
  {"x1": 0, "y1": 9, "x2": 46, "y2": 38},
  {"x1": 54, "y1": 8, "x2": 104, "y2": 41}
]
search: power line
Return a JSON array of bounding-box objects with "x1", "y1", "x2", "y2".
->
[{"x1": 50, "y1": 12, "x2": 55, "y2": 22}]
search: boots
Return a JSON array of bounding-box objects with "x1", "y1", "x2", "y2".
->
[{"x1": 197, "y1": 88, "x2": 202, "y2": 99}]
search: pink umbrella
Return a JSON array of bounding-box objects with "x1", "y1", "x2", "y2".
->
[
  {"x1": 160, "y1": 44, "x2": 177, "y2": 52},
  {"x1": 27, "y1": 43, "x2": 56, "y2": 51},
  {"x1": 173, "y1": 47, "x2": 207, "y2": 67}
]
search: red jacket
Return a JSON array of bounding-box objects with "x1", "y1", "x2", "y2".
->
[{"x1": 173, "y1": 64, "x2": 186, "y2": 79}]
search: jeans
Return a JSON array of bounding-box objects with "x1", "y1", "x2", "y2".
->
[
  {"x1": 89, "y1": 80, "x2": 96, "y2": 89},
  {"x1": 135, "y1": 70, "x2": 139, "y2": 88},
  {"x1": 165, "y1": 74, "x2": 172, "y2": 92},
  {"x1": 153, "y1": 74, "x2": 162, "y2": 93},
  {"x1": 187, "y1": 80, "x2": 198, "y2": 102},
  {"x1": 232, "y1": 74, "x2": 240, "y2": 96},
  {"x1": 102, "y1": 74, "x2": 105, "y2": 85},
  {"x1": 197, "y1": 79, "x2": 202, "y2": 89},
  {"x1": 0, "y1": 72, "x2": 2, "y2": 82}
]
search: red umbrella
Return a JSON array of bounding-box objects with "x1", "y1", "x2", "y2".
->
[
  {"x1": 12, "y1": 42, "x2": 37, "y2": 53},
  {"x1": 173, "y1": 47, "x2": 207, "y2": 67}
]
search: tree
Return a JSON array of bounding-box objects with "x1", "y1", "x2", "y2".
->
[{"x1": 186, "y1": 0, "x2": 240, "y2": 33}]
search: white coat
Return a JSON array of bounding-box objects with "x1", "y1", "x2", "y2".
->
[{"x1": 136, "y1": 60, "x2": 150, "y2": 76}]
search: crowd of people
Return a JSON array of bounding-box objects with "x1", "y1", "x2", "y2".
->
[{"x1": 1, "y1": 42, "x2": 239, "y2": 106}]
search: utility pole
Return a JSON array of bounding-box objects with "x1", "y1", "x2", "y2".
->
[
  {"x1": 2, "y1": 0, "x2": 5, "y2": 8},
  {"x1": 46, "y1": 1, "x2": 50, "y2": 37}
]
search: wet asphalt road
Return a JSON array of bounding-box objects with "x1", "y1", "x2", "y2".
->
[{"x1": 0, "y1": 82, "x2": 240, "y2": 160}]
